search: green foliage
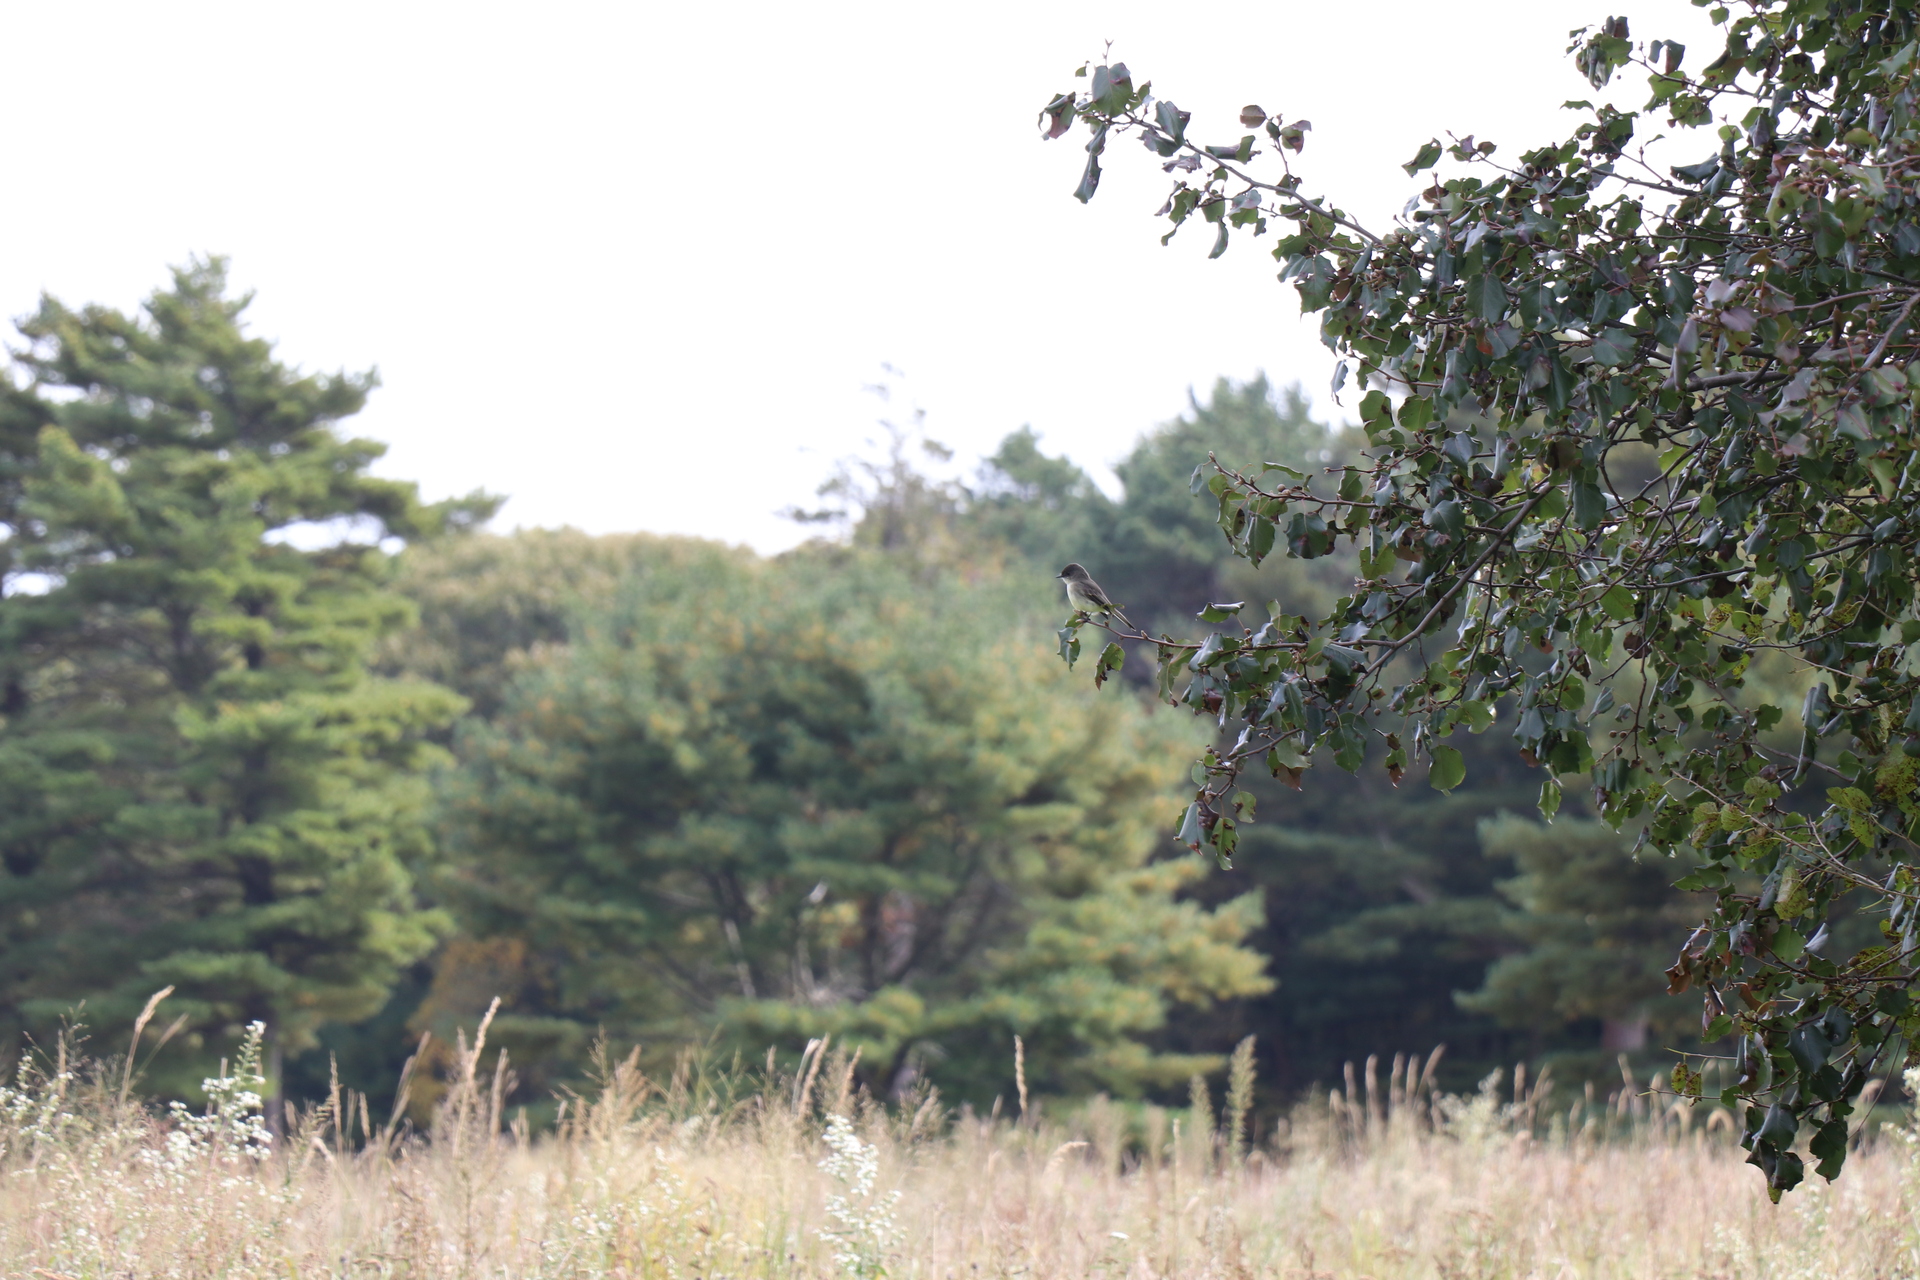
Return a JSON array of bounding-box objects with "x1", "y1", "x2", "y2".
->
[
  {"x1": 1459, "y1": 815, "x2": 1701, "y2": 1048},
  {"x1": 435, "y1": 547, "x2": 1270, "y2": 1100},
  {"x1": 1045, "y1": 0, "x2": 1920, "y2": 1194},
  {"x1": 0, "y1": 257, "x2": 1763, "y2": 1119},
  {"x1": 1108, "y1": 380, "x2": 1358, "y2": 626},
  {"x1": 831, "y1": 381, "x2": 1691, "y2": 1094},
  {"x1": 1191, "y1": 730, "x2": 1543, "y2": 1094},
  {"x1": 383, "y1": 528, "x2": 750, "y2": 717},
  {"x1": 0, "y1": 260, "x2": 494, "y2": 1089},
  {"x1": 963, "y1": 427, "x2": 1114, "y2": 576},
  {"x1": 971, "y1": 378, "x2": 1359, "y2": 634}
]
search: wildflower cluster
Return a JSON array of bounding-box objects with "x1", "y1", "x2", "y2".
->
[
  {"x1": 818, "y1": 1113, "x2": 902, "y2": 1278},
  {"x1": 140, "y1": 1020, "x2": 274, "y2": 1175},
  {"x1": 0, "y1": 1051, "x2": 78, "y2": 1163}
]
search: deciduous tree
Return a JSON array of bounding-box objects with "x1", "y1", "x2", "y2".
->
[{"x1": 1043, "y1": 0, "x2": 1920, "y2": 1195}]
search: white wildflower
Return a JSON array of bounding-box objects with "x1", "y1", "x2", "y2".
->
[
  {"x1": 818, "y1": 1112, "x2": 901, "y2": 1278},
  {"x1": 137, "y1": 1020, "x2": 274, "y2": 1177}
]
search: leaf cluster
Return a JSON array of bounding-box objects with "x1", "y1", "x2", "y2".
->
[{"x1": 1044, "y1": 0, "x2": 1920, "y2": 1195}]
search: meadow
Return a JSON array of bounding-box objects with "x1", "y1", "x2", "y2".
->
[{"x1": 3, "y1": 1010, "x2": 1916, "y2": 1280}]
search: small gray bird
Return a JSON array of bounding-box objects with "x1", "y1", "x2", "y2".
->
[{"x1": 1056, "y1": 563, "x2": 1132, "y2": 627}]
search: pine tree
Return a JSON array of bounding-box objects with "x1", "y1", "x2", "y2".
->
[
  {"x1": 430, "y1": 546, "x2": 1271, "y2": 1101},
  {"x1": 1459, "y1": 815, "x2": 1701, "y2": 1054},
  {"x1": 0, "y1": 260, "x2": 495, "y2": 1093}
]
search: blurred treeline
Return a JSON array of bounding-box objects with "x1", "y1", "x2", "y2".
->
[{"x1": 0, "y1": 265, "x2": 1738, "y2": 1118}]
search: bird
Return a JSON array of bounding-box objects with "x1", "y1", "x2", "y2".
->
[{"x1": 1056, "y1": 563, "x2": 1133, "y2": 628}]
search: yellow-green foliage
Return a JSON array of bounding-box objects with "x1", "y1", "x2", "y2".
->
[{"x1": 429, "y1": 542, "x2": 1270, "y2": 1099}]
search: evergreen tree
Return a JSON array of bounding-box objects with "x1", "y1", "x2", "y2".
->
[
  {"x1": 964, "y1": 426, "x2": 1114, "y2": 575},
  {"x1": 432, "y1": 546, "x2": 1271, "y2": 1101},
  {"x1": 1101, "y1": 377, "x2": 1355, "y2": 628},
  {"x1": 1175, "y1": 735, "x2": 1548, "y2": 1095},
  {"x1": 382, "y1": 528, "x2": 746, "y2": 719},
  {"x1": 1459, "y1": 815, "x2": 1703, "y2": 1054},
  {"x1": 0, "y1": 260, "x2": 493, "y2": 1092},
  {"x1": 967, "y1": 376, "x2": 1360, "y2": 635}
]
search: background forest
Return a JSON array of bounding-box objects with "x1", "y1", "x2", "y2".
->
[{"x1": 0, "y1": 264, "x2": 1724, "y2": 1120}]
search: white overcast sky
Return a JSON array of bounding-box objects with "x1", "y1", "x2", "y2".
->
[{"x1": 0, "y1": 1, "x2": 1717, "y2": 552}]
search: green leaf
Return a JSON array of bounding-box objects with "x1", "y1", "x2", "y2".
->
[
  {"x1": 1073, "y1": 153, "x2": 1102, "y2": 203},
  {"x1": 1189, "y1": 632, "x2": 1226, "y2": 670},
  {"x1": 1090, "y1": 62, "x2": 1133, "y2": 113},
  {"x1": 1538, "y1": 776, "x2": 1563, "y2": 821},
  {"x1": 1768, "y1": 1151, "x2": 1805, "y2": 1199},
  {"x1": 1458, "y1": 698, "x2": 1494, "y2": 733},
  {"x1": 1467, "y1": 274, "x2": 1507, "y2": 322},
  {"x1": 1810, "y1": 1119, "x2": 1849, "y2": 1181},
  {"x1": 1757, "y1": 1102, "x2": 1798, "y2": 1148},
  {"x1": 1176, "y1": 802, "x2": 1205, "y2": 850},
  {"x1": 1396, "y1": 397, "x2": 1434, "y2": 433},
  {"x1": 1571, "y1": 478, "x2": 1609, "y2": 530},
  {"x1": 1672, "y1": 155, "x2": 1721, "y2": 183},
  {"x1": 1057, "y1": 624, "x2": 1083, "y2": 667},
  {"x1": 1429, "y1": 745, "x2": 1465, "y2": 792},
  {"x1": 1039, "y1": 93, "x2": 1077, "y2": 141},
  {"x1": 1425, "y1": 498, "x2": 1465, "y2": 540},
  {"x1": 1154, "y1": 100, "x2": 1190, "y2": 145},
  {"x1": 1359, "y1": 540, "x2": 1395, "y2": 579},
  {"x1": 1402, "y1": 139, "x2": 1443, "y2": 175},
  {"x1": 1599, "y1": 583, "x2": 1636, "y2": 621},
  {"x1": 1330, "y1": 719, "x2": 1367, "y2": 772},
  {"x1": 1358, "y1": 389, "x2": 1392, "y2": 432},
  {"x1": 1267, "y1": 740, "x2": 1309, "y2": 770},
  {"x1": 1248, "y1": 516, "x2": 1275, "y2": 563},
  {"x1": 1590, "y1": 327, "x2": 1635, "y2": 366}
]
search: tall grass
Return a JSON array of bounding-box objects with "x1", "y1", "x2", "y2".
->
[{"x1": 3, "y1": 1014, "x2": 1918, "y2": 1279}]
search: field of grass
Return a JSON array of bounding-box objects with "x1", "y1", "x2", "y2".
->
[{"x1": 3, "y1": 1014, "x2": 1917, "y2": 1279}]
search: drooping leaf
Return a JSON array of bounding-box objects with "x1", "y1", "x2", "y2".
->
[
  {"x1": 1428, "y1": 745, "x2": 1465, "y2": 792},
  {"x1": 1589, "y1": 327, "x2": 1635, "y2": 366}
]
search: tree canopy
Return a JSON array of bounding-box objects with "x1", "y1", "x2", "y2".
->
[
  {"x1": 1044, "y1": 0, "x2": 1920, "y2": 1195},
  {"x1": 419, "y1": 545, "x2": 1269, "y2": 1101},
  {"x1": 0, "y1": 259, "x2": 1802, "y2": 1126},
  {"x1": 0, "y1": 260, "x2": 493, "y2": 1094}
]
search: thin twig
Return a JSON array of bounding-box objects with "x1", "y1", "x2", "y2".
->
[
  {"x1": 1365, "y1": 489, "x2": 1547, "y2": 676},
  {"x1": 1862, "y1": 288, "x2": 1920, "y2": 370}
]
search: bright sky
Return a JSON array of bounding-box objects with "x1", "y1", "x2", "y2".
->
[{"x1": 0, "y1": 1, "x2": 1718, "y2": 552}]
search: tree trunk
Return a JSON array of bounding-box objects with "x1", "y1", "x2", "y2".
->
[{"x1": 1600, "y1": 1012, "x2": 1648, "y2": 1052}]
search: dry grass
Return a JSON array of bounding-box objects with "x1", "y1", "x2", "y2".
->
[{"x1": 2, "y1": 1019, "x2": 1917, "y2": 1280}]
